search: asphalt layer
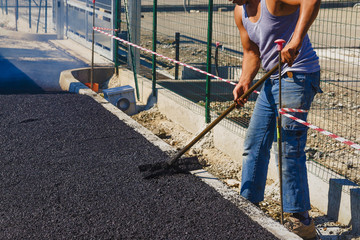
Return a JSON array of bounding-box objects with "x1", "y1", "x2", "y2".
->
[{"x1": 0, "y1": 93, "x2": 279, "y2": 239}]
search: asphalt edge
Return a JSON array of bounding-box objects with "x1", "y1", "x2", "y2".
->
[{"x1": 59, "y1": 70, "x2": 301, "y2": 240}]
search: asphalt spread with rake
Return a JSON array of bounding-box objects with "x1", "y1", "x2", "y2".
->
[{"x1": 0, "y1": 93, "x2": 279, "y2": 239}]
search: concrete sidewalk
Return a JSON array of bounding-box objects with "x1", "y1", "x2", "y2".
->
[{"x1": 0, "y1": 27, "x2": 89, "y2": 93}]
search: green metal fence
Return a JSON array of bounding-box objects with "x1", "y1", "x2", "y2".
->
[
  {"x1": 0, "y1": 0, "x2": 51, "y2": 33},
  {"x1": 130, "y1": 0, "x2": 360, "y2": 187},
  {"x1": 307, "y1": 2, "x2": 360, "y2": 187}
]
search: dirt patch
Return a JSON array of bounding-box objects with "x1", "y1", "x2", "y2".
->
[{"x1": 131, "y1": 105, "x2": 241, "y2": 179}]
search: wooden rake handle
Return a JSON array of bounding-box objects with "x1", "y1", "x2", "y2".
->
[{"x1": 168, "y1": 63, "x2": 280, "y2": 166}]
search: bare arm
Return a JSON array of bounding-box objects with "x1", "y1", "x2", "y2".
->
[
  {"x1": 270, "y1": 0, "x2": 321, "y2": 65},
  {"x1": 233, "y1": 4, "x2": 261, "y2": 106}
]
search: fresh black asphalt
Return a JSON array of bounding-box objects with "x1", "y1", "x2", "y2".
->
[
  {"x1": 0, "y1": 27, "x2": 279, "y2": 239},
  {"x1": 0, "y1": 93, "x2": 279, "y2": 239}
]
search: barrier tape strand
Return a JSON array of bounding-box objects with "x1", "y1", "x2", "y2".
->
[
  {"x1": 94, "y1": 27, "x2": 237, "y2": 86},
  {"x1": 279, "y1": 110, "x2": 360, "y2": 150},
  {"x1": 281, "y1": 108, "x2": 308, "y2": 113},
  {"x1": 94, "y1": 27, "x2": 119, "y2": 31}
]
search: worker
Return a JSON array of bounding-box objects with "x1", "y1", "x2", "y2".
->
[{"x1": 230, "y1": 0, "x2": 322, "y2": 239}]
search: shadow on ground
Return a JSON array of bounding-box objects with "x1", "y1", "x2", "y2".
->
[{"x1": 0, "y1": 56, "x2": 45, "y2": 94}]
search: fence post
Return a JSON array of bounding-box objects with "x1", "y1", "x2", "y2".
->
[
  {"x1": 124, "y1": 0, "x2": 140, "y2": 100},
  {"x1": 123, "y1": 0, "x2": 140, "y2": 99},
  {"x1": 205, "y1": 0, "x2": 213, "y2": 123},
  {"x1": 5, "y1": 0, "x2": 7, "y2": 15},
  {"x1": 65, "y1": 0, "x2": 68, "y2": 35},
  {"x1": 45, "y1": 0, "x2": 47, "y2": 33},
  {"x1": 29, "y1": 0, "x2": 31, "y2": 28},
  {"x1": 91, "y1": 0, "x2": 95, "y2": 89},
  {"x1": 56, "y1": 0, "x2": 64, "y2": 39},
  {"x1": 175, "y1": 32, "x2": 180, "y2": 80},
  {"x1": 128, "y1": 0, "x2": 141, "y2": 71},
  {"x1": 112, "y1": 0, "x2": 119, "y2": 75},
  {"x1": 85, "y1": 0, "x2": 89, "y2": 42},
  {"x1": 36, "y1": 0, "x2": 42, "y2": 33},
  {"x1": 15, "y1": 0, "x2": 18, "y2": 31},
  {"x1": 152, "y1": 0, "x2": 157, "y2": 96}
]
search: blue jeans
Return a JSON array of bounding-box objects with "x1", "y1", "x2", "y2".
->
[{"x1": 240, "y1": 71, "x2": 322, "y2": 213}]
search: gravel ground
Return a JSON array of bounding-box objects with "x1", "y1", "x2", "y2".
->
[{"x1": 0, "y1": 93, "x2": 280, "y2": 239}]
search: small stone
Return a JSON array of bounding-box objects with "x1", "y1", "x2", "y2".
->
[
  {"x1": 190, "y1": 149, "x2": 198, "y2": 155},
  {"x1": 154, "y1": 128, "x2": 167, "y2": 139},
  {"x1": 224, "y1": 179, "x2": 241, "y2": 187},
  {"x1": 347, "y1": 161, "x2": 354, "y2": 169},
  {"x1": 314, "y1": 151, "x2": 323, "y2": 159}
]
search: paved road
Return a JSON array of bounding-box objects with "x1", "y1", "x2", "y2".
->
[{"x1": 0, "y1": 28, "x2": 280, "y2": 239}]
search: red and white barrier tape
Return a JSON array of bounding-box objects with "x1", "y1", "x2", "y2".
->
[
  {"x1": 94, "y1": 27, "x2": 359, "y2": 149},
  {"x1": 94, "y1": 27, "x2": 237, "y2": 86},
  {"x1": 280, "y1": 108, "x2": 308, "y2": 113},
  {"x1": 279, "y1": 110, "x2": 360, "y2": 150},
  {"x1": 94, "y1": 27, "x2": 119, "y2": 31}
]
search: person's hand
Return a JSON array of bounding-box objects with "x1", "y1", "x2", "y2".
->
[
  {"x1": 233, "y1": 81, "x2": 250, "y2": 107},
  {"x1": 281, "y1": 43, "x2": 300, "y2": 67}
]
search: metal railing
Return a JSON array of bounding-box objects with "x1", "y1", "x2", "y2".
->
[
  {"x1": 307, "y1": 2, "x2": 360, "y2": 187},
  {"x1": 0, "y1": 0, "x2": 52, "y2": 32},
  {"x1": 135, "y1": 0, "x2": 360, "y2": 187},
  {"x1": 65, "y1": 0, "x2": 114, "y2": 59}
]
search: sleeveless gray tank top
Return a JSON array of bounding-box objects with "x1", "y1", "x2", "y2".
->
[{"x1": 242, "y1": 0, "x2": 320, "y2": 77}]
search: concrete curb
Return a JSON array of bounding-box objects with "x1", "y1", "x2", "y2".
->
[{"x1": 59, "y1": 68, "x2": 301, "y2": 240}]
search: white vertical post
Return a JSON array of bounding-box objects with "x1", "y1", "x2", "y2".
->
[
  {"x1": 128, "y1": 0, "x2": 141, "y2": 70},
  {"x1": 85, "y1": 0, "x2": 89, "y2": 42},
  {"x1": 56, "y1": 0, "x2": 64, "y2": 39}
]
